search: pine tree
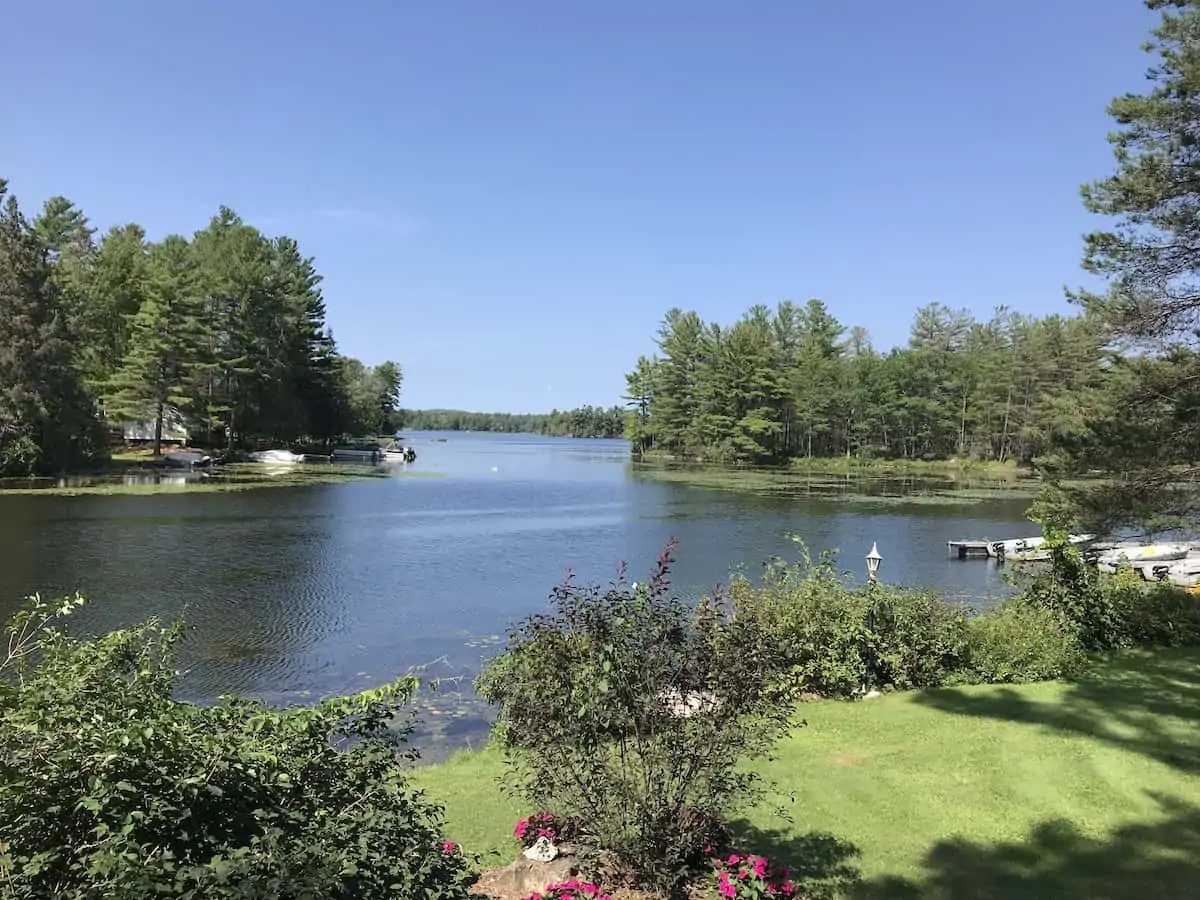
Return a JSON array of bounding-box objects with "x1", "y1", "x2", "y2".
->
[
  {"x1": 0, "y1": 183, "x2": 103, "y2": 474},
  {"x1": 104, "y1": 236, "x2": 203, "y2": 456},
  {"x1": 1052, "y1": 0, "x2": 1200, "y2": 530}
]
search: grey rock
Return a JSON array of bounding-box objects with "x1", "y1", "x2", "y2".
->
[{"x1": 488, "y1": 855, "x2": 580, "y2": 897}]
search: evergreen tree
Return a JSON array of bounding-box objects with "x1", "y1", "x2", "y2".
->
[
  {"x1": 1051, "y1": 0, "x2": 1200, "y2": 531},
  {"x1": 0, "y1": 183, "x2": 104, "y2": 474},
  {"x1": 104, "y1": 236, "x2": 203, "y2": 456}
]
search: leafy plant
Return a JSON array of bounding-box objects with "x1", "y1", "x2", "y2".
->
[
  {"x1": 477, "y1": 540, "x2": 794, "y2": 896},
  {"x1": 710, "y1": 853, "x2": 799, "y2": 899},
  {"x1": 731, "y1": 540, "x2": 970, "y2": 696},
  {"x1": 1018, "y1": 531, "x2": 1125, "y2": 652},
  {"x1": 963, "y1": 600, "x2": 1086, "y2": 684},
  {"x1": 514, "y1": 812, "x2": 564, "y2": 849},
  {"x1": 0, "y1": 595, "x2": 473, "y2": 899}
]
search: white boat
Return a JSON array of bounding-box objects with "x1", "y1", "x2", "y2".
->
[
  {"x1": 380, "y1": 442, "x2": 417, "y2": 463},
  {"x1": 249, "y1": 449, "x2": 305, "y2": 464},
  {"x1": 1094, "y1": 543, "x2": 1193, "y2": 574},
  {"x1": 988, "y1": 534, "x2": 1095, "y2": 560},
  {"x1": 1134, "y1": 555, "x2": 1200, "y2": 587},
  {"x1": 331, "y1": 447, "x2": 381, "y2": 461}
]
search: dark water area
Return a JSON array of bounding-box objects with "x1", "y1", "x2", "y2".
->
[{"x1": 0, "y1": 433, "x2": 1037, "y2": 758}]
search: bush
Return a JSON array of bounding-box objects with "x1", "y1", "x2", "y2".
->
[
  {"x1": 964, "y1": 600, "x2": 1086, "y2": 684},
  {"x1": 0, "y1": 595, "x2": 472, "y2": 900},
  {"x1": 1109, "y1": 578, "x2": 1200, "y2": 648},
  {"x1": 1015, "y1": 530, "x2": 1200, "y2": 652},
  {"x1": 1019, "y1": 534, "x2": 1124, "y2": 651},
  {"x1": 730, "y1": 544, "x2": 970, "y2": 696},
  {"x1": 476, "y1": 540, "x2": 794, "y2": 896}
]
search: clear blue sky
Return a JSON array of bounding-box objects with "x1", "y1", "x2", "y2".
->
[{"x1": 2, "y1": 1, "x2": 1156, "y2": 412}]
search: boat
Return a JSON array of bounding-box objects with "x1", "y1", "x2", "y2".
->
[
  {"x1": 987, "y1": 534, "x2": 1095, "y2": 561},
  {"x1": 332, "y1": 446, "x2": 382, "y2": 461},
  {"x1": 161, "y1": 450, "x2": 212, "y2": 469},
  {"x1": 248, "y1": 449, "x2": 305, "y2": 464},
  {"x1": 380, "y1": 442, "x2": 416, "y2": 463},
  {"x1": 1132, "y1": 555, "x2": 1200, "y2": 586},
  {"x1": 1092, "y1": 542, "x2": 1193, "y2": 574}
]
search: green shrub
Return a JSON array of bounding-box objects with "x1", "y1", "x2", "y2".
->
[
  {"x1": 731, "y1": 545, "x2": 970, "y2": 696},
  {"x1": 866, "y1": 588, "x2": 971, "y2": 690},
  {"x1": 1110, "y1": 580, "x2": 1200, "y2": 647},
  {"x1": 0, "y1": 595, "x2": 472, "y2": 900},
  {"x1": 964, "y1": 600, "x2": 1086, "y2": 684},
  {"x1": 1019, "y1": 535, "x2": 1124, "y2": 651},
  {"x1": 476, "y1": 540, "x2": 794, "y2": 896},
  {"x1": 730, "y1": 550, "x2": 871, "y2": 697}
]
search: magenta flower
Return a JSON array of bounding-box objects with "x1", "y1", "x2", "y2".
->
[{"x1": 440, "y1": 840, "x2": 458, "y2": 854}]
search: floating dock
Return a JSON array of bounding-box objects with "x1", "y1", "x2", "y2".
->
[{"x1": 948, "y1": 540, "x2": 992, "y2": 559}]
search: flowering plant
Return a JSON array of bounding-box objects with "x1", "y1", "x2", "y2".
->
[
  {"x1": 521, "y1": 879, "x2": 611, "y2": 900},
  {"x1": 514, "y1": 812, "x2": 559, "y2": 848},
  {"x1": 711, "y1": 853, "x2": 799, "y2": 899}
]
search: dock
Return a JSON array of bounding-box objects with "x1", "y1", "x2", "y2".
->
[{"x1": 948, "y1": 540, "x2": 991, "y2": 560}]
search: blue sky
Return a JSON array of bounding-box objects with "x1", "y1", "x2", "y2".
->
[{"x1": 2, "y1": 1, "x2": 1156, "y2": 412}]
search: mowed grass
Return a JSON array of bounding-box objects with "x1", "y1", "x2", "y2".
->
[{"x1": 412, "y1": 648, "x2": 1200, "y2": 897}]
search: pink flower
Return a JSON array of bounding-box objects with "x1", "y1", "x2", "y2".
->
[
  {"x1": 727, "y1": 854, "x2": 742, "y2": 865},
  {"x1": 717, "y1": 871, "x2": 736, "y2": 899},
  {"x1": 515, "y1": 820, "x2": 529, "y2": 839},
  {"x1": 440, "y1": 840, "x2": 458, "y2": 854},
  {"x1": 752, "y1": 856, "x2": 768, "y2": 878}
]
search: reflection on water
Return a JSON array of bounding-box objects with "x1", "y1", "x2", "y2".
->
[{"x1": 0, "y1": 433, "x2": 1036, "y2": 759}]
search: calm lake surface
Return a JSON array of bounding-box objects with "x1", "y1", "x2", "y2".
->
[{"x1": 0, "y1": 432, "x2": 1036, "y2": 756}]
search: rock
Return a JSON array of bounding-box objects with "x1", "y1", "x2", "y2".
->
[
  {"x1": 862, "y1": 689, "x2": 883, "y2": 700},
  {"x1": 485, "y1": 855, "x2": 580, "y2": 898},
  {"x1": 523, "y1": 836, "x2": 558, "y2": 862}
]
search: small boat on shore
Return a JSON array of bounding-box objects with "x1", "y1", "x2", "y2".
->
[
  {"x1": 382, "y1": 446, "x2": 416, "y2": 463},
  {"x1": 332, "y1": 446, "x2": 381, "y2": 461},
  {"x1": 1136, "y1": 556, "x2": 1200, "y2": 586},
  {"x1": 249, "y1": 449, "x2": 305, "y2": 464},
  {"x1": 1093, "y1": 542, "x2": 1193, "y2": 574},
  {"x1": 987, "y1": 534, "x2": 1095, "y2": 561}
]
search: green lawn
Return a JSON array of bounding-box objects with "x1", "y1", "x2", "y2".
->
[{"x1": 413, "y1": 648, "x2": 1200, "y2": 898}]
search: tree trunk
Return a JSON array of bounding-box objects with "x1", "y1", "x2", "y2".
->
[{"x1": 153, "y1": 400, "x2": 164, "y2": 458}]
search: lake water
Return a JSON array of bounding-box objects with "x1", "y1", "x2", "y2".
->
[{"x1": 0, "y1": 432, "x2": 1035, "y2": 756}]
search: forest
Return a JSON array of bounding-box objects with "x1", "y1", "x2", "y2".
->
[
  {"x1": 0, "y1": 181, "x2": 403, "y2": 475},
  {"x1": 402, "y1": 404, "x2": 626, "y2": 438},
  {"x1": 623, "y1": 299, "x2": 1116, "y2": 466}
]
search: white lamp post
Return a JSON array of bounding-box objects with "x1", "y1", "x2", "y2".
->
[{"x1": 866, "y1": 542, "x2": 883, "y2": 583}]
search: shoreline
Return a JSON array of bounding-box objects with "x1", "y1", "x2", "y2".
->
[{"x1": 0, "y1": 461, "x2": 442, "y2": 497}]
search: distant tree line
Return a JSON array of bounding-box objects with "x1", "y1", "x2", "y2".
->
[
  {"x1": 0, "y1": 179, "x2": 403, "y2": 473},
  {"x1": 401, "y1": 405, "x2": 625, "y2": 438},
  {"x1": 624, "y1": 300, "x2": 1107, "y2": 465}
]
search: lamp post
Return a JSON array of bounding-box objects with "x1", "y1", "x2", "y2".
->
[{"x1": 866, "y1": 542, "x2": 883, "y2": 584}]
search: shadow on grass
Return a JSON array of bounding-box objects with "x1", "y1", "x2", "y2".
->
[
  {"x1": 728, "y1": 820, "x2": 862, "y2": 899},
  {"x1": 850, "y1": 792, "x2": 1200, "y2": 899},
  {"x1": 914, "y1": 647, "x2": 1200, "y2": 773}
]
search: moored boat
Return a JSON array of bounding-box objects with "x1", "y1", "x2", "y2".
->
[
  {"x1": 248, "y1": 449, "x2": 305, "y2": 464},
  {"x1": 988, "y1": 534, "x2": 1096, "y2": 560},
  {"x1": 1093, "y1": 542, "x2": 1193, "y2": 573},
  {"x1": 381, "y1": 442, "x2": 416, "y2": 463}
]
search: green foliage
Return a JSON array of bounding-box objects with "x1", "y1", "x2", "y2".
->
[
  {"x1": 0, "y1": 596, "x2": 472, "y2": 900},
  {"x1": 0, "y1": 178, "x2": 408, "y2": 463},
  {"x1": 0, "y1": 185, "x2": 107, "y2": 475},
  {"x1": 400, "y1": 405, "x2": 626, "y2": 438},
  {"x1": 1048, "y1": 0, "x2": 1200, "y2": 530},
  {"x1": 627, "y1": 299, "x2": 1108, "y2": 466},
  {"x1": 962, "y1": 600, "x2": 1086, "y2": 685},
  {"x1": 1018, "y1": 537, "x2": 1126, "y2": 652},
  {"x1": 476, "y1": 541, "x2": 794, "y2": 896},
  {"x1": 731, "y1": 543, "x2": 971, "y2": 697}
]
